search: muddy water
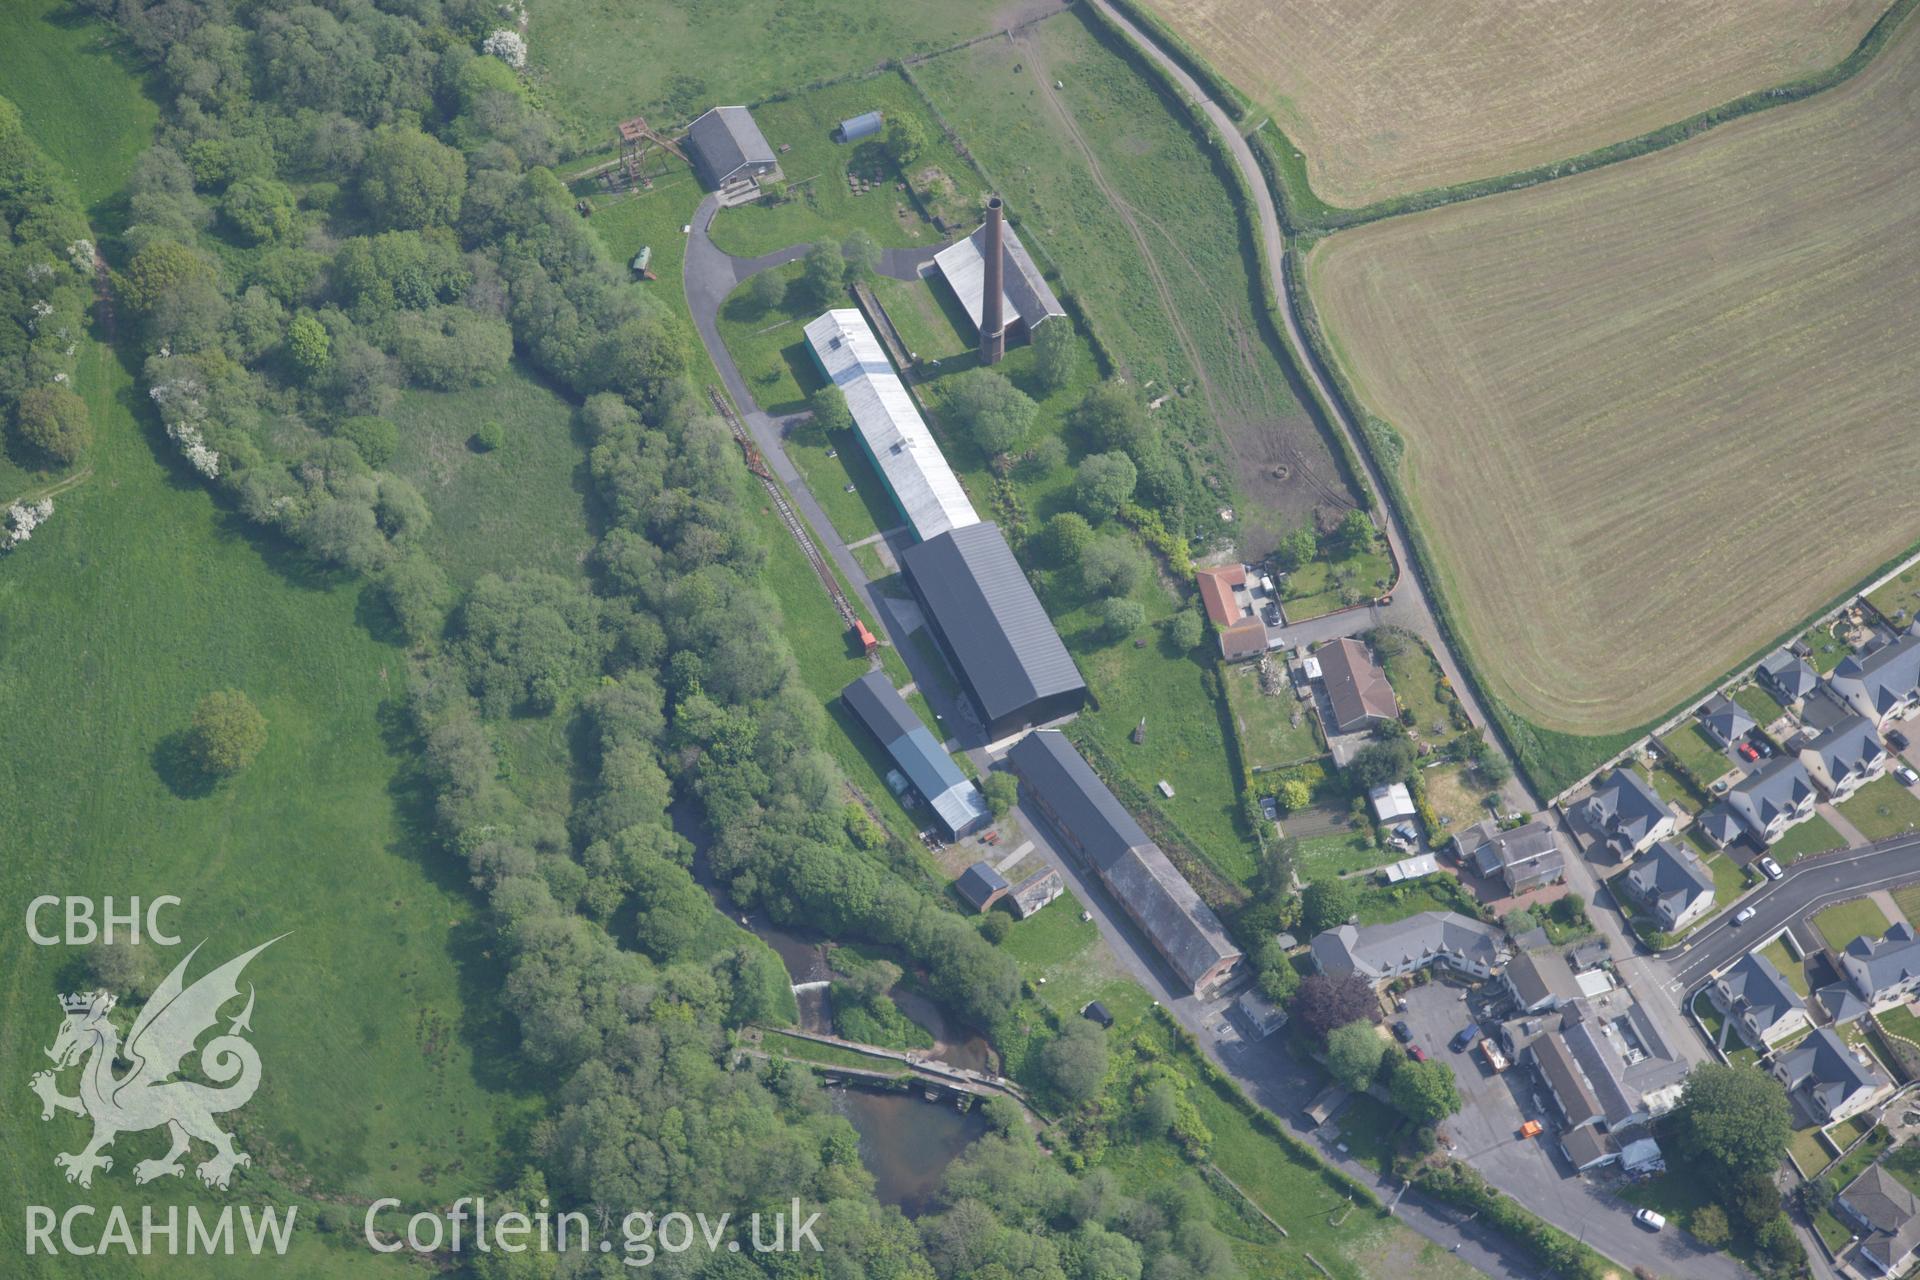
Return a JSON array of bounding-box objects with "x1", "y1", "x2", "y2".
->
[
  {"x1": 831, "y1": 1087, "x2": 988, "y2": 1217},
  {"x1": 889, "y1": 985, "x2": 995, "y2": 1074}
]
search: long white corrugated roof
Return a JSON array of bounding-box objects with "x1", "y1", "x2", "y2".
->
[{"x1": 803, "y1": 309, "x2": 978, "y2": 542}]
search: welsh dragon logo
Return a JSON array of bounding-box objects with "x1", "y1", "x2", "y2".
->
[{"x1": 30, "y1": 936, "x2": 282, "y2": 1190}]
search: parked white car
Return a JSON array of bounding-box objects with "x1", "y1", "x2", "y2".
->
[
  {"x1": 1758, "y1": 856, "x2": 1784, "y2": 880},
  {"x1": 1633, "y1": 1209, "x2": 1666, "y2": 1232},
  {"x1": 1735, "y1": 906, "x2": 1757, "y2": 924}
]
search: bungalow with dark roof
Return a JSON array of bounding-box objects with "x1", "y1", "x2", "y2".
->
[
  {"x1": 1575, "y1": 769, "x2": 1674, "y2": 857},
  {"x1": 1799, "y1": 714, "x2": 1889, "y2": 801},
  {"x1": 1725, "y1": 757, "x2": 1819, "y2": 846},
  {"x1": 1623, "y1": 839, "x2": 1717, "y2": 932},
  {"x1": 1698, "y1": 694, "x2": 1756, "y2": 749},
  {"x1": 1456, "y1": 818, "x2": 1564, "y2": 894},
  {"x1": 1830, "y1": 628, "x2": 1920, "y2": 730},
  {"x1": 1837, "y1": 1163, "x2": 1920, "y2": 1276},
  {"x1": 1709, "y1": 952, "x2": 1810, "y2": 1050},
  {"x1": 1315, "y1": 637, "x2": 1397, "y2": 734},
  {"x1": 1842, "y1": 922, "x2": 1920, "y2": 1012},
  {"x1": 1772, "y1": 1027, "x2": 1891, "y2": 1125},
  {"x1": 1759, "y1": 650, "x2": 1819, "y2": 706}
]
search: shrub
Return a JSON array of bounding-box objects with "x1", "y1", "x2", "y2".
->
[
  {"x1": 1073, "y1": 451, "x2": 1136, "y2": 521},
  {"x1": 982, "y1": 771, "x2": 1018, "y2": 818},
  {"x1": 188, "y1": 689, "x2": 267, "y2": 778},
  {"x1": 978, "y1": 912, "x2": 1011, "y2": 944},
  {"x1": 333, "y1": 414, "x2": 398, "y2": 467},
  {"x1": 1093, "y1": 597, "x2": 1144, "y2": 642},
  {"x1": 14, "y1": 385, "x2": 90, "y2": 465},
  {"x1": 471, "y1": 420, "x2": 506, "y2": 452},
  {"x1": 1166, "y1": 608, "x2": 1203, "y2": 652},
  {"x1": 1078, "y1": 535, "x2": 1142, "y2": 598}
]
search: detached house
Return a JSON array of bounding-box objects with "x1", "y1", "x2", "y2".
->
[
  {"x1": 1772, "y1": 1027, "x2": 1891, "y2": 1125},
  {"x1": 1576, "y1": 769, "x2": 1674, "y2": 857},
  {"x1": 1457, "y1": 819, "x2": 1565, "y2": 894},
  {"x1": 1623, "y1": 839, "x2": 1716, "y2": 933},
  {"x1": 1837, "y1": 1164, "x2": 1920, "y2": 1277},
  {"x1": 1709, "y1": 952, "x2": 1810, "y2": 1050},
  {"x1": 1725, "y1": 758, "x2": 1819, "y2": 846},
  {"x1": 1841, "y1": 922, "x2": 1920, "y2": 1012},
  {"x1": 1697, "y1": 694, "x2": 1756, "y2": 749},
  {"x1": 1315, "y1": 637, "x2": 1398, "y2": 734},
  {"x1": 1829, "y1": 628, "x2": 1920, "y2": 730},
  {"x1": 1799, "y1": 714, "x2": 1889, "y2": 801},
  {"x1": 1758, "y1": 649, "x2": 1819, "y2": 707}
]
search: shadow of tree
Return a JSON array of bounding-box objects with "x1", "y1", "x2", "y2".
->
[{"x1": 151, "y1": 730, "x2": 215, "y2": 799}]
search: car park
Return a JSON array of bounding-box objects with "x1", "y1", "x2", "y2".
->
[
  {"x1": 1391, "y1": 1020, "x2": 1413, "y2": 1042},
  {"x1": 1759, "y1": 856, "x2": 1784, "y2": 880},
  {"x1": 1735, "y1": 906, "x2": 1757, "y2": 924},
  {"x1": 1633, "y1": 1209, "x2": 1666, "y2": 1232}
]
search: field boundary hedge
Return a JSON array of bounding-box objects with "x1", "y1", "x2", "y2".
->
[
  {"x1": 1096, "y1": 0, "x2": 1251, "y2": 120},
  {"x1": 1253, "y1": 0, "x2": 1920, "y2": 233}
]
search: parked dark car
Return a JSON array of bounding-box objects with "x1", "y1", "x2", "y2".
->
[
  {"x1": 1450, "y1": 1025, "x2": 1480, "y2": 1053},
  {"x1": 1890, "y1": 729, "x2": 1911, "y2": 752},
  {"x1": 1391, "y1": 1020, "x2": 1413, "y2": 1043},
  {"x1": 1748, "y1": 732, "x2": 1775, "y2": 757}
]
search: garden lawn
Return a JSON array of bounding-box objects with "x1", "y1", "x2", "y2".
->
[
  {"x1": 706, "y1": 74, "x2": 984, "y2": 259},
  {"x1": 1802, "y1": 620, "x2": 1858, "y2": 674},
  {"x1": 1896, "y1": 884, "x2": 1920, "y2": 925},
  {"x1": 1334, "y1": 1093, "x2": 1403, "y2": 1175},
  {"x1": 871, "y1": 273, "x2": 972, "y2": 363},
  {"x1": 1838, "y1": 774, "x2": 1920, "y2": 841},
  {"x1": 1647, "y1": 760, "x2": 1703, "y2": 814},
  {"x1": 1420, "y1": 761, "x2": 1496, "y2": 833},
  {"x1": 1814, "y1": 897, "x2": 1894, "y2": 954},
  {"x1": 1354, "y1": 877, "x2": 1477, "y2": 925},
  {"x1": 1692, "y1": 992, "x2": 1760, "y2": 1068},
  {"x1": 1223, "y1": 662, "x2": 1323, "y2": 769},
  {"x1": 1869, "y1": 561, "x2": 1920, "y2": 626},
  {"x1": 1281, "y1": 545, "x2": 1394, "y2": 621},
  {"x1": 1705, "y1": 853, "x2": 1751, "y2": 911},
  {"x1": 1768, "y1": 813, "x2": 1847, "y2": 863},
  {"x1": 1296, "y1": 829, "x2": 1393, "y2": 878},
  {"x1": 1376, "y1": 631, "x2": 1462, "y2": 742},
  {"x1": 1790, "y1": 1125, "x2": 1837, "y2": 1177},
  {"x1": 388, "y1": 360, "x2": 593, "y2": 585},
  {"x1": 1000, "y1": 892, "x2": 1153, "y2": 1027},
  {"x1": 1879, "y1": 1004, "x2": 1920, "y2": 1053},
  {"x1": 1823, "y1": 1124, "x2": 1892, "y2": 1191},
  {"x1": 1735, "y1": 681, "x2": 1790, "y2": 729},
  {"x1": 1761, "y1": 937, "x2": 1812, "y2": 995},
  {"x1": 1658, "y1": 723, "x2": 1734, "y2": 787}
]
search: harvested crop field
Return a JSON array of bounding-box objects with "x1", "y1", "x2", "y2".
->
[
  {"x1": 1146, "y1": 0, "x2": 1884, "y2": 205},
  {"x1": 1305, "y1": 8, "x2": 1920, "y2": 737}
]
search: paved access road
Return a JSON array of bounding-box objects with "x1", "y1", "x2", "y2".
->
[{"x1": 1661, "y1": 835, "x2": 1920, "y2": 993}]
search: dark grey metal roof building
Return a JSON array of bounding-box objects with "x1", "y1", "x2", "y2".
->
[
  {"x1": 955, "y1": 860, "x2": 1010, "y2": 912},
  {"x1": 1006, "y1": 730, "x2": 1241, "y2": 996},
  {"x1": 900, "y1": 522, "x2": 1085, "y2": 739},
  {"x1": 686, "y1": 106, "x2": 778, "y2": 189},
  {"x1": 840, "y1": 671, "x2": 988, "y2": 837}
]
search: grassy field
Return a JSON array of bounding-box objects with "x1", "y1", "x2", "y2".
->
[
  {"x1": 574, "y1": 160, "x2": 708, "y2": 333},
  {"x1": 1296, "y1": 829, "x2": 1393, "y2": 878},
  {"x1": 706, "y1": 74, "x2": 985, "y2": 258},
  {"x1": 1814, "y1": 897, "x2": 1894, "y2": 953},
  {"x1": 1840, "y1": 775, "x2": 1920, "y2": 840},
  {"x1": 1144, "y1": 0, "x2": 1883, "y2": 206},
  {"x1": 387, "y1": 360, "x2": 593, "y2": 585},
  {"x1": 871, "y1": 273, "x2": 973, "y2": 362},
  {"x1": 916, "y1": 10, "x2": 1353, "y2": 551},
  {"x1": 1421, "y1": 762, "x2": 1496, "y2": 833},
  {"x1": 527, "y1": 0, "x2": 1005, "y2": 137},
  {"x1": 1307, "y1": 7, "x2": 1920, "y2": 737},
  {"x1": 1223, "y1": 662, "x2": 1321, "y2": 770}
]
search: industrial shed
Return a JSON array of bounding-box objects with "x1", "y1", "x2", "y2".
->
[
  {"x1": 900, "y1": 523, "x2": 1085, "y2": 740},
  {"x1": 804, "y1": 309, "x2": 978, "y2": 542},
  {"x1": 840, "y1": 670, "x2": 987, "y2": 838},
  {"x1": 1006, "y1": 731, "x2": 1243, "y2": 996},
  {"x1": 686, "y1": 106, "x2": 779, "y2": 190},
  {"x1": 933, "y1": 216, "x2": 1065, "y2": 341}
]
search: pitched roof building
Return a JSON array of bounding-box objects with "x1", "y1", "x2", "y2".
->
[
  {"x1": 1725, "y1": 757, "x2": 1819, "y2": 845},
  {"x1": 955, "y1": 860, "x2": 1010, "y2": 912},
  {"x1": 1502, "y1": 949, "x2": 1581, "y2": 1013},
  {"x1": 900, "y1": 523, "x2": 1085, "y2": 739},
  {"x1": 1316, "y1": 637, "x2": 1397, "y2": 734},
  {"x1": 1709, "y1": 951, "x2": 1810, "y2": 1049},
  {"x1": 1006, "y1": 731, "x2": 1243, "y2": 995},
  {"x1": 1799, "y1": 713, "x2": 1889, "y2": 801},
  {"x1": 1837, "y1": 1163, "x2": 1920, "y2": 1276},
  {"x1": 1309, "y1": 912, "x2": 1505, "y2": 983},
  {"x1": 1772, "y1": 1027, "x2": 1890, "y2": 1124},
  {"x1": 1195, "y1": 564, "x2": 1247, "y2": 627},
  {"x1": 805, "y1": 309, "x2": 978, "y2": 542},
  {"x1": 1758, "y1": 649, "x2": 1819, "y2": 705},
  {"x1": 932, "y1": 215, "x2": 1065, "y2": 340},
  {"x1": 1576, "y1": 769, "x2": 1674, "y2": 857},
  {"x1": 1842, "y1": 922, "x2": 1920, "y2": 1010},
  {"x1": 1698, "y1": 694, "x2": 1756, "y2": 748},
  {"x1": 1830, "y1": 628, "x2": 1920, "y2": 728},
  {"x1": 1622, "y1": 839, "x2": 1717, "y2": 932},
  {"x1": 1525, "y1": 997, "x2": 1687, "y2": 1133},
  {"x1": 1457, "y1": 818, "x2": 1564, "y2": 893},
  {"x1": 840, "y1": 671, "x2": 988, "y2": 838},
  {"x1": 686, "y1": 106, "x2": 779, "y2": 189}
]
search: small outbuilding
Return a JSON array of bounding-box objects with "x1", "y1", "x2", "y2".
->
[
  {"x1": 955, "y1": 860, "x2": 1011, "y2": 913},
  {"x1": 1082, "y1": 1000, "x2": 1114, "y2": 1028},
  {"x1": 836, "y1": 111, "x2": 884, "y2": 143}
]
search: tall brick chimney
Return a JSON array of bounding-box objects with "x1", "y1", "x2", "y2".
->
[{"x1": 980, "y1": 197, "x2": 1006, "y2": 366}]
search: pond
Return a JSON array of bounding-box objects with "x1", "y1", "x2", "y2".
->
[{"x1": 831, "y1": 1086, "x2": 989, "y2": 1217}]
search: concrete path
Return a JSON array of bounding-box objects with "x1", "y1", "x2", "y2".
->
[{"x1": 1086, "y1": 0, "x2": 1536, "y2": 823}]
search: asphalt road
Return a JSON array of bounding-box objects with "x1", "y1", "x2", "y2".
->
[{"x1": 1661, "y1": 835, "x2": 1920, "y2": 992}]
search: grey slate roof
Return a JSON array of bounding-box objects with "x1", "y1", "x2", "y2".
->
[
  {"x1": 955, "y1": 860, "x2": 1009, "y2": 911},
  {"x1": 901, "y1": 523, "x2": 1084, "y2": 727},
  {"x1": 1624, "y1": 839, "x2": 1715, "y2": 928},
  {"x1": 1803, "y1": 714, "x2": 1887, "y2": 789},
  {"x1": 1007, "y1": 731, "x2": 1239, "y2": 992},
  {"x1": 1696, "y1": 802, "x2": 1744, "y2": 847},
  {"x1": 1580, "y1": 769, "x2": 1668, "y2": 846},
  {"x1": 686, "y1": 106, "x2": 776, "y2": 188},
  {"x1": 1505, "y1": 949, "x2": 1579, "y2": 1009},
  {"x1": 1561, "y1": 999, "x2": 1686, "y2": 1126},
  {"x1": 1561, "y1": 1126, "x2": 1617, "y2": 1168},
  {"x1": 1759, "y1": 649, "x2": 1818, "y2": 701},
  {"x1": 1309, "y1": 911, "x2": 1503, "y2": 981},
  {"x1": 1459, "y1": 819, "x2": 1562, "y2": 884},
  {"x1": 1818, "y1": 982, "x2": 1869, "y2": 1024},
  {"x1": 1713, "y1": 952, "x2": 1807, "y2": 1038},
  {"x1": 1830, "y1": 628, "x2": 1920, "y2": 719},
  {"x1": 1727, "y1": 757, "x2": 1817, "y2": 834},
  {"x1": 1698, "y1": 694, "x2": 1756, "y2": 747},
  {"x1": 1846, "y1": 922, "x2": 1920, "y2": 998},
  {"x1": 1530, "y1": 1031, "x2": 1602, "y2": 1126},
  {"x1": 1841, "y1": 1164, "x2": 1920, "y2": 1273},
  {"x1": 841, "y1": 671, "x2": 987, "y2": 836},
  {"x1": 1775, "y1": 1027, "x2": 1887, "y2": 1119}
]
